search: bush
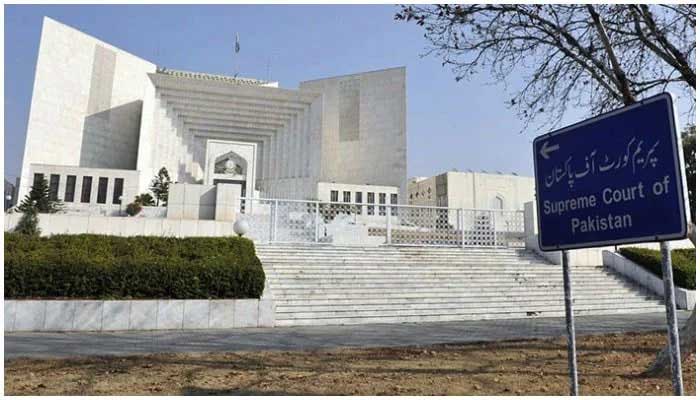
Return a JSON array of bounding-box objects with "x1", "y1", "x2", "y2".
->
[
  {"x1": 125, "y1": 201, "x2": 143, "y2": 216},
  {"x1": 4, "y1": 233, "x2": 265, "y2": 299},
  {"x1": 619, "y1": 247, "x2": 695, "y2": 290}
]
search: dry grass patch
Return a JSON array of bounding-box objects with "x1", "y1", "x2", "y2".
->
[{"x1": 4, "y1": 331, "x2": 695, "y2": 396}]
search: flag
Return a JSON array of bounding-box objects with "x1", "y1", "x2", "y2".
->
[{"x1": 234, "y1": 33, "x2": 240, "y2": 54}]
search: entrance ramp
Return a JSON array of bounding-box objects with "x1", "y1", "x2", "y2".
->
[{"x1": 257, "y1": 245, "x2": 665, "y2": 326}]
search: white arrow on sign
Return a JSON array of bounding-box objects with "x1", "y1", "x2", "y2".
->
[{"x1": 539, "y1": 141, "x2": 560, "y2": 160}]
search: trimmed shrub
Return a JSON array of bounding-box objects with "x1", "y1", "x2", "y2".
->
[
  {"x1": 4, "y1": 233, "x2": 265, "y2": 299},
  {"x1": 619, "y1": 247, "x2": 695, "y2": 290},
  {"x1": 125, "y1": 201, "x2": 143, "y2": 216}
]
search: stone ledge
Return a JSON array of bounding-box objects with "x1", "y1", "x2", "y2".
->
[
  {"x1": 602, "y1": 250, "x2": 695, "y2": 310},
  {"x1": 4, "y1": 299, "x2": 275, "y2": 332}
]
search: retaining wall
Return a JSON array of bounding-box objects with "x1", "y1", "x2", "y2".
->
[
  {"x1": 4, "y1": 299, "x2": 275, "y2": 332},
  {"x1": 4, "y1": 213, "x2": 236, "y2": 237},
  {"x1": 602, "y1": 250, "x2": 695, "y2": 310}
]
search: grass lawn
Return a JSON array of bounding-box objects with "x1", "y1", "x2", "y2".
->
[{"x1": 4, "y1": 331, "x2": 695, "y2": 396}]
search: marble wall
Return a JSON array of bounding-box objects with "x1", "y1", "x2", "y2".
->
[
  {"x1": 19, "y1": 17, "x2": 156, "y2": 201},
  {"x1": 300, "y1": 68, "x2": 408, "y2": 201}
]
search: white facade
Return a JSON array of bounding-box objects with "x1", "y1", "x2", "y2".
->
[
  {"x1": 408, "y1": 171, "x2": 535, "y2": 211},
  {"x1": 18, "y1": 17, "x2": 407, "y2": 208}
]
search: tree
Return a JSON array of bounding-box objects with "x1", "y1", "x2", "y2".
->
[
  {"x1": 396, "y1": 3, "x2": 696, "y2": 378},
  {"x1": 150, "y1": 167, "x2": 171, "y2": 206},
  {"x1": 395, "y1": 4, "x2": 695, "y2": 130},
  {"x1": 134, "y1": 193, "x2": 156, "y2": 207},
  {"x1": 14, "y1": 207, "x2": 40, "y2": 236},
  {"x1": 682, "y1": 125, "x2": 695, "y2": 222},
  {"x1": 17, "y1": 176, "x2": 62, "y2": 213}
]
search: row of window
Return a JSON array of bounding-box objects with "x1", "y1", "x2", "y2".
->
[
  {"x1": 329, "y1": 190, "x2": 398, "y2": 216},
  {"x1": 34, "y1": 173, "x2": 124, "y2": 205},
  {"x1": 330, "y1": 190, "x2": 397, "y2": 205}
]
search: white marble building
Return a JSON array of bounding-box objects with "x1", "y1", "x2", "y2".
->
[
  {"x1": 18, "y1": 17, "x2": 407, "y2": 209},
  {"x1": 408, "y1": 170, "x2": 535, "y2": 211}
]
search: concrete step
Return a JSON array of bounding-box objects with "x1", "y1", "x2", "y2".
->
[
  {"x1": 260, "y1": 259, "x2": 546, "y2": 265},
  {"x1": 266, "y1": 272, "x2": 627, "y2": 280},
  {"x1": 275, "y1": 306, "x2": 667, "y2": 326},
  {"x1": 276, "y1": 298, "x2": 662, "y2": 313},
  {"x1": 268, "y1": 284, "x2": 640, "y2": 292},
  {"x1": 270, "y1": 287, "x2": 651, "y2": 298},
  {"x1": 280, "y1": 302, "x2": 666, "y2": 318},
  {"x1": 276, "y1": 292, "x2": 659, "y2": 306},
  {"x1": 267, "y1": 275, "x2": 626, "y2": 282},
  {"x1": 264, "y1": 264, "x2": 572, "y2": 270},
  {"x1": 258, "y1": 244, "x2": 660, "y2": 326}
]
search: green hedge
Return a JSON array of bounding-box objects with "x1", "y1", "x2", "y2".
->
[
  {"x1": 4, "y1": 233, "x2": 265, "y2": 299},
  {"x1": 619, "y1": 247, "x2": 695, "y2": 290}
]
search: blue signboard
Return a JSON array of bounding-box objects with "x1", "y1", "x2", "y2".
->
[{"x1": 533, "y1": 93, "x2": 689, "y2": 251}]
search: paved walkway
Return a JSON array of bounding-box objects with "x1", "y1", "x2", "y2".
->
[{"x1": 5, "y1": 312, "x2": 690, "y2": 360}]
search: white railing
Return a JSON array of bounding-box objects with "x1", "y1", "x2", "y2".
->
[{"x1": 235, "y1": 198, "x2": 525, "y2": 248}]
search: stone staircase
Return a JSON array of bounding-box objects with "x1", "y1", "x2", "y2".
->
[{"x1": 256, "y1": 245, "x2": 665, "y2": 327}]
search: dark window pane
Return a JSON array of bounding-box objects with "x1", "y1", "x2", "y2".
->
[
  {"x1": 64, "y1": 175, "x2": 76, "y2": 202},
  {"x1": 390, "y1": 193, "x2": 398, "y2": 216},
  {"x1": 367, "y1": 192, "x2": 375, "y2": 215},
  {"x1": 49, "y1": 174, "x2": 60, "y2": 201},
  {"x1": 355, "y1": 192, "x2": 362, "y2": 203},
  {"x1": 81, "y1": 176, "x2": 93, "y2": 203},
  {"x1": 330, "y1": 190, "x2": 338, "y2": 202},
  {"x1": 379, "y1": 193, "x2": 386, "y2": 216},
  {"x1": 343, "y1": 191, "x2": 351, "y2": 203},
  {"x1": 33, "y1": 173, "x2": 44, "y2": 187},
  {"x1": 97, "y1": 177, "x2": 108, "y2": 204},
  {"x1": 112, "y1": 178, "x2": 124, "y2": 204}
]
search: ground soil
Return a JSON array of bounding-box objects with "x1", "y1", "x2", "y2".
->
[{"x1": 4, "y1": 331, "x2": 695, "y2": 396}]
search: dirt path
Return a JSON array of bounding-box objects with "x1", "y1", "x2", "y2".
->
[{"x1": 4, "y1": 331, "x2": 695, "y2": 396}]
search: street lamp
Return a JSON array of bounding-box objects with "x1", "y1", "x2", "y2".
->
[
  {"x1": 233, "y1": 219, "x2": 249, "y2": 237},
  {"x1": 5, "y1": 194, "x2": 12, "y2": 211},
  {"x1": 118, "y1": 195, "x2": 123, "y2": 216}
]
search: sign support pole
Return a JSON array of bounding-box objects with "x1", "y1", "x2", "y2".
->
[
  {"x1": 561, "y1": 250, "x2": 579, "y2": 396},
  {"x1": 660, "y1": 240, "x2": 684, "y2": 396}
]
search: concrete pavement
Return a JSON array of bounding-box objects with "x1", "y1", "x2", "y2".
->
[{"x1": 5, "y1": 311, "x2": 690, "y2": 360}]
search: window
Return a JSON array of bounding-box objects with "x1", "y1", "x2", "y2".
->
[
  {"x1": 97, "y1": 177, "x2": 108, "y2": 204},
  {"x1": 64, "y1": 175, "x2": 76, "y2": 202},
  {"x1": 81, "y1": 176, "x2": 93, "y2": 203},
  {"x1": 491, "y1": 195, "x2": 505, "y2": 210},
  {"x1": 330, "y1": 190, "x2": 339, "y2": 202},
  {"x1": 112, "y1": 178, "x2": 124, "y2": 204},
  {"x1": 367, "y1": 192, "x2": 375, "y2": 215},
  {"x1": 343, "y1": 191, "x2": 351, "y2": 203},
  {"x1": 390, "y1": 193, "x2": 398, "y2": 216},
  {"x1": 49, "y1": 174, "x2": 60, "y2": 201},
  {"x1": 33, "y1": 173, "x2": 44, "y2": 188},
  {"x1": 355, "y1": 192, "x2": 362, "y2": 204},
  {"x1": 379, "y1": 193, "x2": 387, "y2": 216}
]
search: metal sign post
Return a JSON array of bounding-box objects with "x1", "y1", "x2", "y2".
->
[
  {"x1": 660, "y1": 241, "x2": 684, "y2": 396},
  {"x1": 561, "y1": 250, "x2": 579, "y2": 396},
  {"x1": 532, "y1": 93, "x2": 689, "y2": 395}
]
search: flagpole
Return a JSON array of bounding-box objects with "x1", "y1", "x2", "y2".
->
[{"x1": 234, "y1": 32, "x2": 240, "y2": 78}]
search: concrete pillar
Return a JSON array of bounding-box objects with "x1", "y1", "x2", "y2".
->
[{"x1": 215, "y1": 183, "x2": 241, "y2": 222}]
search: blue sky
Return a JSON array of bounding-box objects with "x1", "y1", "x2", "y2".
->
[{"x1": 4, "y1": 5, "x2": 692, "y2": 183}]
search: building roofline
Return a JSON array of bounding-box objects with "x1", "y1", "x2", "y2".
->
[{"x1": 300, "y1": 66, "x2": 406, "y2": 84}]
